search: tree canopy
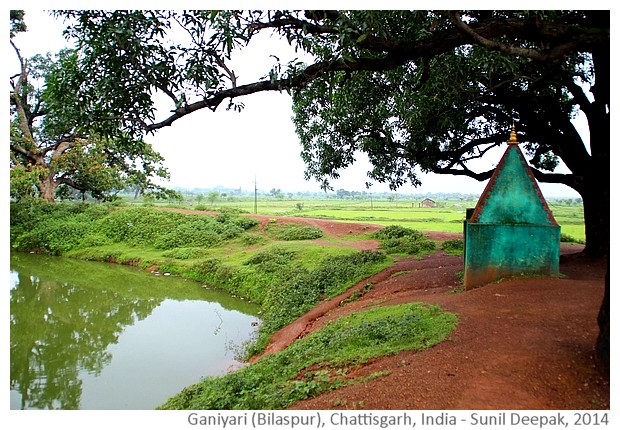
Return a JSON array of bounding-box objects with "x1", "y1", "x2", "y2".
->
[{"x1": 9, "y1": 12, "x2": 175, "y2": 202}]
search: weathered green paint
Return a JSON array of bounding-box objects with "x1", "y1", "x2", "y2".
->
[
  {"x1": 472, "y1": 147, "x2": 556, "y2": 225},
  {"x1": 464, "y1": 224, "x2": 560, "y2": 288},
  {"x1": 464, "y1": 144, "x2": 561, "y2": 289}
]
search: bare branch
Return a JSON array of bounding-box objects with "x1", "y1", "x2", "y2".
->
[
  {"x1": 433, "y1": 165, "x2": 494, "y2": 182},
  {"x1": 10, "y1": 40, "x2": 38, "y2": 146},
  {"x1": 213, "y1": 53, "x2": 237, "y2": 88}
]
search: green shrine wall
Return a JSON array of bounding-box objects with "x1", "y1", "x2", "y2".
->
[{"x1": 464, "y1": 223, "x2": 560, "y2": 289}]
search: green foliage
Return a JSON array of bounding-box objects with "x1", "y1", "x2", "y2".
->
[
  {"x1": 441, "y1": 239, "x2": 464, "y2": 255},
  {"x1": 9, "y1": 164, "x2": 42, "y2": 200},
  {"x1": 10, "y1": 10, "x2": 27, "y2": 37},
  {"x1": 252, "y1": 250, "x2": 387, "y2": 354},
  {"x1": 239, "y1": 232, "x2": 266, "y2": 246},
  {"x1": 265, "y1": 222, "x2": 324, "y2": 240},
  {"x1": 245, "y1": 247, "x2": 297, "y2": 270},
  {"x1": 373, "y1": 225, "x2": 436, "y2": 255},
  {"x1": 560, "y1": 233, "x2": 585, "y2": 245},
  {"x1": 10, "y1": 201, "x2": 112, "y2": 255},
  {"x1": 154, "y1": 219, "x2": 229, "y2": 249},
  {"x1": 159, "y1": 302, "x2": 457, "y2": 410},
  {"x1": 10, "y1": 203, "x2": 258, "y2": 255},
  {"x1": 373, "y1": 225, "x2": 420, "y2": 240}
]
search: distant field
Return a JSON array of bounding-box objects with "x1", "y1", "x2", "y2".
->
[{"x1": 131, "y1": 195, "x2": 585, "y2": 242}]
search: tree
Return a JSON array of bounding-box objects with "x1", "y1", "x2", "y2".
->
[
  {"x1": 9, "y1": 12, "x2": 173, "y2": 202},
  {"x1": 207, "y1": 191, "x2": 220, "y2": 204},
  {"x1": 50, "y1": 10, "x2": 608, "y2": 371},
  {"x1": 269, "y1": 188, "x2": 284, "y2": 199}
]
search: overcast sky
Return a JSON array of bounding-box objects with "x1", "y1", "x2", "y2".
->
[{"x1": 10, "y1": 7, "x2": 589, "y2": 198}]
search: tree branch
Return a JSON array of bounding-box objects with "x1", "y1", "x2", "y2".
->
[
  {"x1": 10, "y1": 39, "x2": 37, "y2": 145},
  {"x1": 433, "y1": 165, "x2": 494, "y2": 182},
  {"x1": 449, "y1": 11, "x2": 605, "y2": 63},
  {"x1": 10, "y1": 144, "x2": 39, "y2": 165},
  {"x1": 97, "y1": 10, "x2": 607, "y2": 135}
]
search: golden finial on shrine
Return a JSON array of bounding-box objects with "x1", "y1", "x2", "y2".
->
[{"x1": 507, "y1": 124, "x2": 519, "y2": 145}]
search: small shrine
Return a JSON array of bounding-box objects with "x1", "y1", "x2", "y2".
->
[{"x1": 463, "y1": 125, "x2": 560, "y2": 289}]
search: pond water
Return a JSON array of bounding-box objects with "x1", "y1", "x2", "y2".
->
[{"x1": 9, "y1": 253, "x2": 261, "y2": 410}]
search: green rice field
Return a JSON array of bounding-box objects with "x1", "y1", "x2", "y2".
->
[{"x1": 138, "y1": 194, "x2": 586, "y2": 243}]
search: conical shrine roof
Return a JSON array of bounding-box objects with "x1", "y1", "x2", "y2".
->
[{"x1": 469, "y1": 127, "x2": 558, "y2": 226}]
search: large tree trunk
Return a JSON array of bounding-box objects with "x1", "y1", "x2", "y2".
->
[
  {"x1": 581, "y1": 62, "x2": 610, "y2": 260},
  {"x1": 579, "y1": 161, "x2": 609, "y2": 379},
  {"x1": 595, "y1": 260, "x2": 610, "y2": 378},
  {"x1": 38, "y1": 174, "x2": 56, "y2": 202},
  {"x1": 581, "y1": 181, "x2": 610, "y2": 258}
]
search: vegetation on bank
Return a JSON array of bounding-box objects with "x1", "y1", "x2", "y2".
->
[
  {"x1": 158, "y1": 302, "x2": 457, "y2": 410},
  {"x1": 11, "y1": 200, "x2": 414, "y2": 356}
]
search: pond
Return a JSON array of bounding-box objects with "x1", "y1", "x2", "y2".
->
[{"x1": 9, "y1": 253, "x2": 261, "y2": 410}]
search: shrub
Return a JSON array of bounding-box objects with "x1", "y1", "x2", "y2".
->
[
  {"x1": 560, "y1": 233, "x2": 585, "y2": 244},
  {"x1": 245, "y1": 247, "x2": 296, "y2": 270},
  {"x1": 441, "y1": 239, "x2": 464, "y2": 255},
  {"x1": 373, "y1": 225, "x2": 421, "y2": 240},
  {"x1": 10, "y1": 203, "x2": 258, "y2": 255},
  {"x1": 10, "y1": 201, "x2": 111, "y2": 254},
  {"x1": 239, "y1": 232, "x2": 266, "y2": 246},
  {"x1": 189, "y1": 257, "x2": 223, "y2": 279},
  {"x1": 373, "y1": 225, "x2": 436, "y2": 255},
  {"x1": 154, "y1": 221, "x2": 223, "y2": 249},
  {"x1": 265, "y1": 223, "x2": 323, "y2": 240},
  {"x1": 256, "y1": 250, "x2": 387, "y2": 343},
  {"x1": 94, "y1": 207, "x2": 185, "y2": 244},
  {"x1": 15, "y1": 218, "x2": 94, "y2": 255}
]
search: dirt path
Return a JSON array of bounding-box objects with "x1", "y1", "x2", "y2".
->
[{"x1": 281, "y1": 248, "x2": 609, "y2": 410}]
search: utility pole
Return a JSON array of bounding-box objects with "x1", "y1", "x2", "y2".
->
[{"x1": 253, "y1": 176, "x2": 258, "y2": 214}]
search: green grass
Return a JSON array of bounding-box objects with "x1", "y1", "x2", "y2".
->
[{"x1": 158, "y1": 302, "x2": 457, "y2": 410}]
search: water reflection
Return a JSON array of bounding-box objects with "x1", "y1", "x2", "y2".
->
[{"x1": 10, "y1": 253, "x2": 260, "y2": 410}]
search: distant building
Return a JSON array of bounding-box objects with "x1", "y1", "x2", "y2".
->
[{"x1": 419, "y1": 198, "x2": 437, "y2": 208}]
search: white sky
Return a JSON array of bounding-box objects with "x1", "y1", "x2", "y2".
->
[{"x1": 8, "y1": 8, "x2": 590, "y2": 198}]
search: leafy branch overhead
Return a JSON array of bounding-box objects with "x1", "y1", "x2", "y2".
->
[{"x1": 54, "y1": 11, "x2": 607, "y2": 132}]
